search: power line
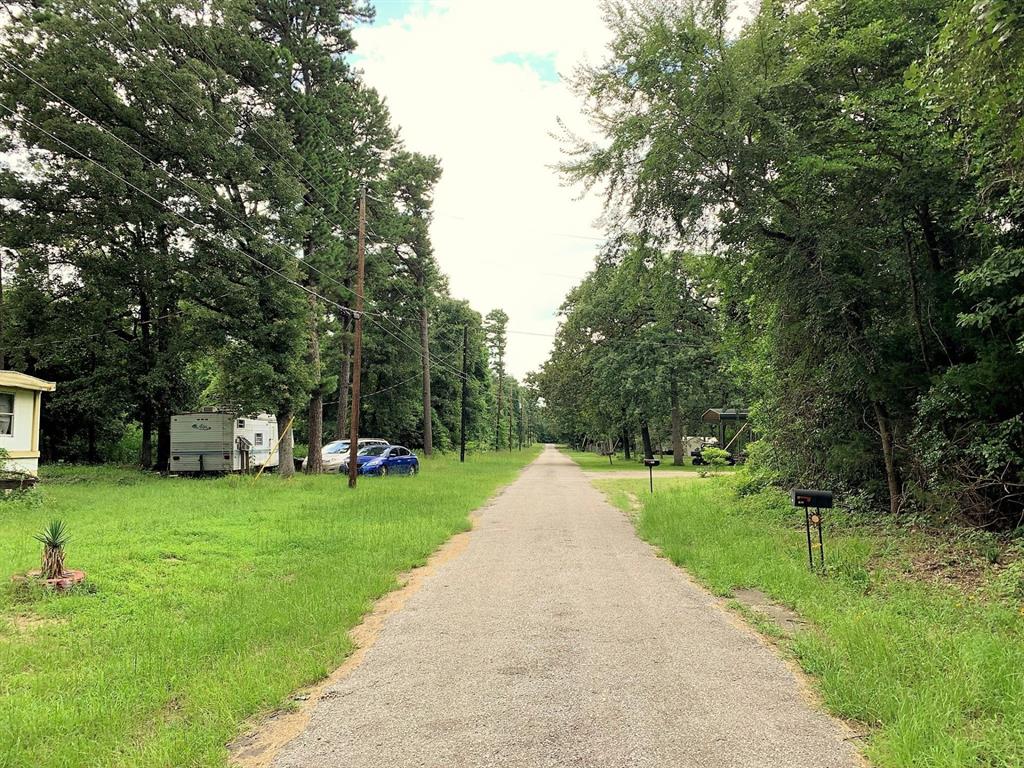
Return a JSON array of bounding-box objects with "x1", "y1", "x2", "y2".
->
[
  {"x1": 96, "y1": 8, "x2": 448, "y2": 364},
  {"x1": 2, "y1": 23, "x2": 508, "y2": 388},
  {"x1": 95, "y1": 6, "x2": 483, "y2": 380},
  {"x1": 0, "y1": 102, "x2": 355, "y2": 317},
  {"x1": 1, "y1": 292, "x2": 235, "y2": 355},
  {"x1": 92, "y1": 6, "x2": 381, "y2": 244}
]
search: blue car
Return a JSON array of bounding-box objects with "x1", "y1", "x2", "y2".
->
[{"x1": 340, "y1": 445, "x2": 419, "y2": 477}]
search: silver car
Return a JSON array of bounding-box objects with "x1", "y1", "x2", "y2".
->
[{"x1": 303, "y1": 438, "x2": 390, "y2": 473}]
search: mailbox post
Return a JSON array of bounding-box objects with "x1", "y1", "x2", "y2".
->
[
  {"x1": 792, "y1": 488, "x2": 832, "y2": 572},
  {"x1": 644, "y1": 458, "x2": 660, "y2": 493}
]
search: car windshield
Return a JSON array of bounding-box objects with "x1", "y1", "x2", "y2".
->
[
  {"x1": 324, "y1": 443, "x2": 349, "y2": 454},
  {"x1": 358, "y1": 445, "x2": 389, "y2": 457}
]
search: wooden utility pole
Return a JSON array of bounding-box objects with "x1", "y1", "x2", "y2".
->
[
  {"x1": 347, "y1": 189, "x2": 366, "y2": 489},
  {"x1": 460, "y1": 325, "x2": 469, "y2": 463},
  {"x1": 420, "y1": 292, "x2": 433, "y2": 456}
]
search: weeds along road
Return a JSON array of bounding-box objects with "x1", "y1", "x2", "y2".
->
[{"x1": 271, "y1": 445, "x2": 862, "y2": 767}]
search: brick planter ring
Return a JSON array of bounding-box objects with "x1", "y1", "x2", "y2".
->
[{"x1": 11, "y1": 569, "x2": 87, "y2": 591}]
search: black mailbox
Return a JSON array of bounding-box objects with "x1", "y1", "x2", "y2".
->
[
  {"x1": 644, "y1": 458, "x2": 661, "y2": 467},
  {"x1": 791, "y1": 488, "x2": 833, "y2": 508}
]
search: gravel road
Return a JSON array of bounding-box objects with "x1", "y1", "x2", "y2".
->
[{"x1": 272, "y1": 445, "x2": 863, "y2": 768}]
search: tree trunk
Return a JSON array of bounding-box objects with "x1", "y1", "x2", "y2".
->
[
  {"x1": 336, "y1": 329, "x2": 351, "y2": 441},
  {"x1": 87, "y1": 422, "x2": 98, "y2": 463},
  {"x1": 420, "y1": 297, "x2": 432, "y2": 455},
  {"x1": 140, "y1": 408, "x2": 153, "y2": 469},
  {"x1": 622, "y1": 424, "x2": 632, "y2": 461},
  {"x1": 156, "y1": 417, "x2": 171, "y2": 473},
  {"x1": 139, "y1": 283, "x2": 152, "y2": 469},
  {"x1": 153, "y1": 308, "x2": 171, "y2": 473},
  {"x1": 903, "y1": 223, "x2": 932, "y2": 375},
  {"x1": 0, "y1": 251, "x2": 5, "y2": 371},
  {"x1": 671, "y1": 377, "x2": 684, "y2": 465},
  {"x1": 640, "y1": 419, "x2": 654, "y2": 460},
  {"x1": 873, "y1": 400, "x2": 902, "y2": 515},
  {"x1": 277, "y1": 409, "x2": 295, "y2": 478},
  {"x1": 306, "y1": 296, "x2": 323, "y2": 474}
]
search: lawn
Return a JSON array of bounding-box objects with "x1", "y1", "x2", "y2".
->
[
  {"x1": 0, "y1": 448, "x2": 539, "y2": 768},
  {"x1": 560, "y1": 447, "x2": 736, "y2": 472},
  {"x1": 596, "y1": 475, "x2": 1024, "y2": 768}
]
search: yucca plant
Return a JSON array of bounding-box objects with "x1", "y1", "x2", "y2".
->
[{"x1": 34, "y1": 519, "x2": 69, "y2": 580}]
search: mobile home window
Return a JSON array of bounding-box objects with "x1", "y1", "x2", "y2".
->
[
  {"x1": 254, "y1": 432, "x2": 264, "y2": 447},
  {"x1": 0, "y1": 393, "x2": 12, "y2": 436}
]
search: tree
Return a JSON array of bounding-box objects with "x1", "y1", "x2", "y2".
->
[
  {"x1": 558, "y1": 0, "x2": 1023, "y2": 525},
  {"x1": 382, "y1": 151, "x2": 443, "y2": 455},
  {"x1": 0, "y1": 0, "x2": 307, "y2": 470},
  {"x1": 483, "y1": 308, "x2": 509, "y2": 450},
  {"x1": 539, "y1": 238, "x2": 727, "y2": 462}
]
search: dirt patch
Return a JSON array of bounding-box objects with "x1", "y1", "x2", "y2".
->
[
  {"x1": 904, "y1": 549, "x2": 992, "y2": 592},
  {"x1": 624, "y1": 491, "x2": 642, "y2": 520},
  {"x1": 2, "y1": 613, "x2": 65, "y2": 636},
  {"x1": 873, "y1": 531, "x2": 1023, "y2": 600},
  {"x1": 732, "y1": 588, "x2": 808, "y2": 636},
  {"x1": 228, "y1": 507, "x2": 488, "y2": 768}
]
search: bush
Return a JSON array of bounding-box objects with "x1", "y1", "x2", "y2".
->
[{"x1": 699, "y1": 447, "x2": 730, "y2": 477}]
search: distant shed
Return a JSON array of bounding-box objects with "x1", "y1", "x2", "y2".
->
[
  {"x1": 0, "y1": 371, "x2": 56, "y2": 475},
  {"x1": 701, "y1": 408, "x2": 751, "y2": 452}
]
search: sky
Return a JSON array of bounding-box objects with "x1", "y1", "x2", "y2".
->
[{"x1": 353, "y1": 0, "x2": 612, "y2": 379}]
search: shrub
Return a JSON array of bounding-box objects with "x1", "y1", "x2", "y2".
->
[
  {"x1": 700, "y1": 447, "x2": 730, "y2": 477},
  {"x1": 34, "y1": 519, "x2": 69, "y2": 579}
]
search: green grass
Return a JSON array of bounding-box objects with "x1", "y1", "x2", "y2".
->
[
  {"x1": 560, "y1": 447, "x2": 736, "y2": 473},
  {"x1": 0, "y1": 448, "x2": 539, "y2": 768},
  {"x1": 599, "y1": 475, "x2": 1024, "y2": 768}
]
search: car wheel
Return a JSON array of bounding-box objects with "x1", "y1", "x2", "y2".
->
[
  {"x1": 411, "y1": 463, "x2": 419, "y2": 475},
  {"x1": 380, "y1": 466, "x2": 388, "y2": 477}
]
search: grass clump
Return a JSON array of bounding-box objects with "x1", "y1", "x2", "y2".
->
[
  {"x1": 604, "y1": 475, "x2": 1024, "y2": 768},
  {"x1": 0, "y1": 448, "x2": 538, "y2": 767}
]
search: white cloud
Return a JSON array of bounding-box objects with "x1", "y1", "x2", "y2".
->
[
  {"x1": 355, "y1": 0, "x2": 758, "y2": 378},
  {"x1": 354, "y1": 0, "x2": 611, "y2": 379}
]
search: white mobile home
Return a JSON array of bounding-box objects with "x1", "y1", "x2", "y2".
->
[
  {"x1": 0, "y1": 371, "x2": 56, "y2": 475},
  {"x1": 170, "y1": 409, "x2": 279, "y2": 473}
]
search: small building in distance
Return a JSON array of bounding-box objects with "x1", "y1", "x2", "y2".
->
[
  {"x1": 701, "y1": 408, "x2": 752, "y2": 459},
  {"x1": 0, "y1": 371, "x2": 57, "y2": 475}
]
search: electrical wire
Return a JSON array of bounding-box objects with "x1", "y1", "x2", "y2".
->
[
  {"x1": 104, "y1": 7, "x2": 456, "y2": 365},
  {"x1": 1, "y1": 21, "x2": 568, "y2": 386},
  {"x1": 0, "y1": 103, "x2": 354, "y2": 317}
]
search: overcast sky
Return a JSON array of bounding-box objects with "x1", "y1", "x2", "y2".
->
[{"x1": 353, "y1": 0, "x2": 612, "y2": 379}]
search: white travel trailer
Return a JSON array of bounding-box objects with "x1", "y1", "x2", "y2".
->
[
  {"x1": 0, "y1": 371, "x2": 56, "y2": 476},
  {"x1": 169, "y1": 409, "x2": 279, "y2": 474}
]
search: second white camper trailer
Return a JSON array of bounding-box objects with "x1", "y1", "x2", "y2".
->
[{"x1": 170, "y1": 409, "x2": 279, "y2": 473}]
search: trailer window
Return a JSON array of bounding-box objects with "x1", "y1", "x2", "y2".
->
[
  {"x1": 0, "y1": 393, "x2": 11, "y2": 435},
  {"x1": 254, "y1": 432, "x2": 264, "y2": 447},
  {"x1": 237, "y1": 419, "x2": 246, "y2": 428}
]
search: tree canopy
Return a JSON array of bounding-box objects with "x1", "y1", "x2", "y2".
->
[
  {"x1": 545, "y1": 0, "x2": 1023, "y2": 526},
  {"x1": 0, "y1": 0, "x2": 535, "y2": 470}
]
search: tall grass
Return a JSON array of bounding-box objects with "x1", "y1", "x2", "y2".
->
[
  {"x1": 0, "y1": 449, "x2": 538, "y2": 768},
  {"x1": 622, "y1": 477, "x2": 1024, "y2": 768}
]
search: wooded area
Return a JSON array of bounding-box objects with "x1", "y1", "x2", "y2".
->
[
  {"x1": 540, "y1": 0, "x2": 1023, "y2": 528},
  {"x1": 0, "y1": 0, "x2": 540, "y2": 472}
]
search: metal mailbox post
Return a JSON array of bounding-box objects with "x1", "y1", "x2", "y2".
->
[
  {"x1": 644, "y1": 458, "x2": 660, "y2": 493},
  {"x1": 792, "y1": 488, "x2": 833, "y2": 571}
]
